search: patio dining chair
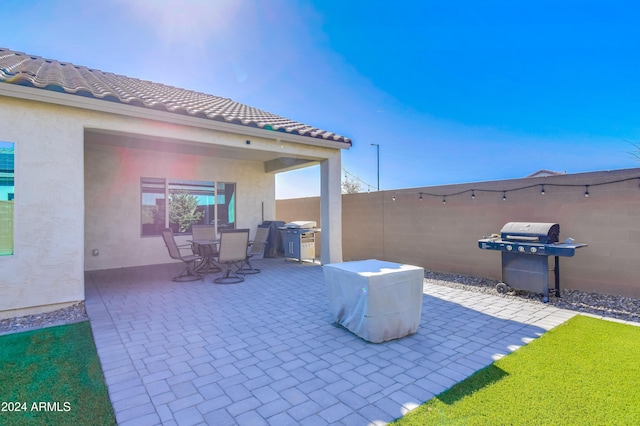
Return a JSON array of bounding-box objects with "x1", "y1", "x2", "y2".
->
[
  {"x1": 190, "y1": 224, "x2": 220, "y2": 273},
  {"x1": 237, "y1": 226, "x2": 269, "y2": 275},
  {"x1": 191, "y1": 224, "x2": 217, "y2": 245},
  {"x1": 212, "y1": 229, "x2": 250, "y2": 284},
  {"x1": 161, "y1": 228, "x2": 204, "y2": 282}
]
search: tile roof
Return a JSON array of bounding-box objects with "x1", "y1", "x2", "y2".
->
[{"x1": 0, "y1": 48, "x2": 351, "y2": 145}]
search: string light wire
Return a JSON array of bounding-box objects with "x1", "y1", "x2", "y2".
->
[
  {"x1": 385, "y1": 176, "x2": 640, "y2": 202},
  {"x1": 342, "y1": 167, "x2": 375, "y2": 191}
]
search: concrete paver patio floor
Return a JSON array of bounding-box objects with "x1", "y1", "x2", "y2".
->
[{"x1": 85, "y1": 259, "x2": 576, "y2": 426}]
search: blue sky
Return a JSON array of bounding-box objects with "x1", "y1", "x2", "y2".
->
[{"x1": 2, "y1": 0, "x2": 639, "y2": 198}]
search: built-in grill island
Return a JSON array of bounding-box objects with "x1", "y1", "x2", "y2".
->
[
  {"x1": 478, "y1": 222, "x2": 587, "y2": 302},
  {"x1": 281, "y1": 221, "x2": 319, "y2": 263}
]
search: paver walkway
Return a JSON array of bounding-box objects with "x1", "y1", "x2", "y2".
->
[{"x1": 85, "y1": 259, "x2": 576, "y2": 425}]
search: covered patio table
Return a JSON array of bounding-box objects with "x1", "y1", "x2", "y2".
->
[
  {"x1": 323, "y1": 259, "x2": 424, "y2": 343},
  {"x1": 189, "y1": 239, "x2": 220, "y2": 273}
]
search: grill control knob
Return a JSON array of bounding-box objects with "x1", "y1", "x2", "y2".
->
[
  {"x1": 506, "y1": 245, "x2": 513, "y2": 251},
  {"x1": 530, "y1": 247, "x2": 538, "y2": 253},
  {"x1": 518, "y1": 246, "x2": 525, "y2": 252}
]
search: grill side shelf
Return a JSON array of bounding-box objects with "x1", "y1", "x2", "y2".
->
[
  {"x1": 478, "y1": 240, "x2": 587, "y2": 257},
  {"x1": 545, "y1": 243, "x2": 588, "y2": 257}
]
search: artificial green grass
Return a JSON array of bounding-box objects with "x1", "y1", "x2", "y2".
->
[
  {"x1": 0, "y1": 321, "x2": 116, "y2": 426},
  {"x1": 394, "y1": 315, "x2": 640, "y2": 425}
]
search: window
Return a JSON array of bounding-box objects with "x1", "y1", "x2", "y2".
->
[
  {"x1": 216, "y1": 182, "x2": 236, "y2": 231},
  {"x1": 141, "y1": 178, "x2": 235, "y2": 236},
  {"x1": 0, "y1": 141, "x2": 15, "y2": 256},
  {"x1": 141, "y1": 178, "x2": 166, "y2": 236}
]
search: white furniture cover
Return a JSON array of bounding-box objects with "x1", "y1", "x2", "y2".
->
[{"x1": 323, "y1": 259, "x2": 424, "y2": 343}]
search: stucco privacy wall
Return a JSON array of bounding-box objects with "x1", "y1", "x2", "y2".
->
[
  {"x1": 0, "y1": 98, "x2": 85, "y2": 317},
  {"x1": 84, "y1": 141, "x2": 273, "y2": 271},
  {"x1": 277, "y1": 167, "x2": 640, "y2": 298}
]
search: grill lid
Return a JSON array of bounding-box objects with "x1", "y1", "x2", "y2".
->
[{"x1": 500, "y1": 222, "x2": 559, "y2": 244}]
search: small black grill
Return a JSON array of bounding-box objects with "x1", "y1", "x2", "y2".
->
[{"x1": 478, "y1": 222, "x2": 587, "y2": 302}]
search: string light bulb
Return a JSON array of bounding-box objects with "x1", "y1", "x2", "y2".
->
[
  {"x1": 502, "y1": 191, "x2": 507, "y2": 201},
  {"x1": 541, "y1": 185, "x2": 545, "y2": 195},
  {"x1": 471, "y1": 190, "x2": 476, "y2": 199},
  {"x1": 584, "y1": 185, "x2": 590, "y2": 198},
  {"x1": 419, "y1": 192, "x2": 423, "y2": 201},
  {"x1": 442, "y1": 197, "x2": 446, "y2": 205},
  {"x1": 392, "y1": 193, "x2": 396, "y2": 201}
]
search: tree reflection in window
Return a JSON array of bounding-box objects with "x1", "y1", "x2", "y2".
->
[{"x1": 141, "y1": 178, "x2": 234, "y2": 236}]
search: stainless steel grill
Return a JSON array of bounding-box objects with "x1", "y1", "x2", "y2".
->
[
  {"x1": 281, "y1": 221, "x2": 319, "y2": 262},
  {"x1": 478, "y1": 222, "x2": 587, "y2": 302}
]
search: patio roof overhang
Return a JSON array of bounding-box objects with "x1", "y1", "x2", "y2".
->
[
  {"x1": 2, "y1": 83, "x2": 344, "y2": 174},
  {"x1": 85, "y1": 128, "x2": 322, "y2": 174}
]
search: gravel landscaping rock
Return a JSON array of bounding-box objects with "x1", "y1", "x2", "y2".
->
[
  {"x1": 425, "y1": 270, "x2": 640, "y2": 323},
  {"x1": 0, "y1": 302, "x2": 88, "y2": 335}
]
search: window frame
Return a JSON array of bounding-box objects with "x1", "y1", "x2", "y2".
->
[
  {"x1": 0, "y1": 141, "x2": 15, "y2": 256},
  {"x1": 140, "y1": 177, "x2": 236, "y2": 237}
]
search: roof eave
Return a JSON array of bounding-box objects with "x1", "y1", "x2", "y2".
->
[{"x1": 0, "y1": 82, "x2": 352, "y2": 150}]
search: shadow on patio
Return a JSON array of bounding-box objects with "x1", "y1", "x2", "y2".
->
[{"x1": 85, "y1": 258, "x2": 575, "y2": 426}]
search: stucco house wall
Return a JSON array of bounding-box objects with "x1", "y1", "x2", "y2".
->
[
  {"x1": 84, "y1": 138, "x2": 275, "y2": 271},
  {"x1": 0, "y1": 98, "x2": 85, "y2": 317}
]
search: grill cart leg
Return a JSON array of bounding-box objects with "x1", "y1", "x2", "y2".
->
[{"x1": 554, "y1": 255, "x2": 561, "y2": 298}]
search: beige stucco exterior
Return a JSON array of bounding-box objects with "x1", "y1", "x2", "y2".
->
[
  {"x1": 0, "y1": 97, "x2": 86, "y2": 318},
  {"x1": 0, "y1": 86, "x2": 347, "y2": 319},
  {"x1": 84, "y1": 140, "x2": 272, "y2": 271}
]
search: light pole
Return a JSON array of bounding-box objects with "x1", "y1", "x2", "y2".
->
[{"x1": 370, "y1": 143, "x2": 380, "y2": 191}]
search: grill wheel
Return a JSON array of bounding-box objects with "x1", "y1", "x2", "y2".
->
[{"x1": 496, "y1": 282, "x2": 509, "y2": 294}]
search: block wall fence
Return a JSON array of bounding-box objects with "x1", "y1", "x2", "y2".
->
[{"x1": 276, "y1": 168, "x2": 640, "y2": 298}]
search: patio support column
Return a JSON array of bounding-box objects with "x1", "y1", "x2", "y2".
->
[{"x1": 320, "y1": 151, "x2": 343, "y2": 264}]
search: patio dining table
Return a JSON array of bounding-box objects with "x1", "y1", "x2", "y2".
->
[{"x1": 189, "y1": 239, "x2": 221, "y2": 273}]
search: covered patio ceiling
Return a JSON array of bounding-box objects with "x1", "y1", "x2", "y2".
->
[{"x1": 85, "y1": 129, "x2": 321, "y2": 174}]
